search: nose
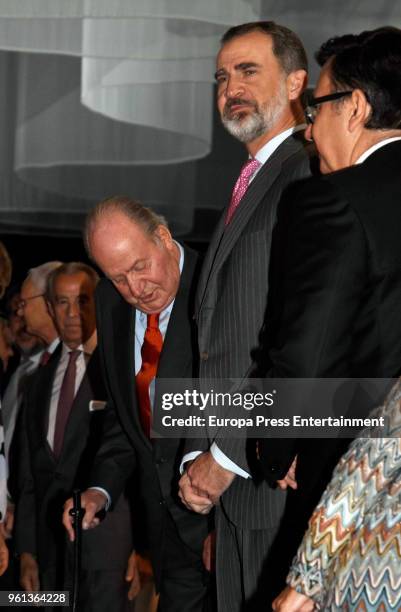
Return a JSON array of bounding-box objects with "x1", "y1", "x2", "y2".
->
[
  {"x1": 67, "y1": 301, "x2": 80, "y2": 318},
  {"x1": 304, "y1": 123, "x2": 313, "y2": 142},
  {"x1": 223, "y1": 75, "x2": 245, "y2": 101},
  {"x1": 127, "y1": 275, "x2": 146, "y2": 299}
]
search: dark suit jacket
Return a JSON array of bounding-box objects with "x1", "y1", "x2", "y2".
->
[
  {"x1": 90, "y1": 245, "x2": 209, "y2": 587},
  {"x1": 193, "y1": 132, "x2": 314, "y2": 530},
  {"x1": 259, "y1": 140, "x2": 401, "y2": 498},
  {"x1": 14, "y1": 347, "x2": 132, "y2": 575}
]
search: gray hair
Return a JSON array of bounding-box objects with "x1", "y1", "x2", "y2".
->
[
  {"x1": 46, "y1": 262, "x2": 99, "y2": 304},
  {"x1": 84, "y1": 195, "x2": 167, "y2": 257},
  {"x1": 27, "y1": 261, "x2": 63, "y2": 294}
]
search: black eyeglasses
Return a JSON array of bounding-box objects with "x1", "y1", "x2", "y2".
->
[{"x1": 304, "y1": 91, "x2": 353, "y2": 124}]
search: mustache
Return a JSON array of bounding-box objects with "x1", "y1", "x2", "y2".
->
[{"x1": 224, "y1": 98, "x2": 258, "y2": 115}]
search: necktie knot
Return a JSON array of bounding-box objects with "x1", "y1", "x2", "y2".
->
[
  {"x1": 68, "y1": 349, "x2": 80, "y2": 362},
  {"x1": 226, "y1": 158, "x2": 261, "y2": 225},
  {"x1": 147, "y1": 314, "x2": 160, "y2": 330},
  {"x1": 241, "y1": 158, "x2": 262, "y2": 180}
]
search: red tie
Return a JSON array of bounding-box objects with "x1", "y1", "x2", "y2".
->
[
  {"x1": 136, "y1": 314, "x2": 163, "y2": 437},
  {"x1": 225, "y1": 158, "x2": 261, "y2": 225}
]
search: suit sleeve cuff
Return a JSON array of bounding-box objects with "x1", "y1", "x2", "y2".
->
[
  {"x1": 179, "y1": 451, "x2": 203, "y2": 475},
  {"x1": 211, "y1": 443, "x2": 250, "y2": 478},
  {"x1": 88, "y1": 486, "x2": 111, "y2": 511}
]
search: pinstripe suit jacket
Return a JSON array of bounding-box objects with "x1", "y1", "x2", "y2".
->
[{"x1": 194, "y1": 132, "x2": 314, "y2": 530}]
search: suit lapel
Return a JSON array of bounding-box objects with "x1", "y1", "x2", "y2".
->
[
  {"x1": 196, "y1": 134, "x2": 307, "y2": 314},
  {"x1": 107, "y1": 292, "x2": 153, "y2": 450},
  {"x1": 157, "y1": 247, "x2": 196, "y2": 379},
  {"x1": 34, "y1": 348, "x2": 61, "y2": 462},
  {"x1": 58, "y1": 360, "x2": 92, "y2": 460},
  {"x1": 194, "y1": 212, "x2": 227, "y2": 314}
]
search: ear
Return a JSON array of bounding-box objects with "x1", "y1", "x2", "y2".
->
[
  {"x1": 155, "y1": 225, "x2": 174, "y2": 250},
  {"x1": 348, "y1": 89, "x2": 371, "y2": 132},
  {"x1": 286, "y1": 69, "x2": 308, "y2": 100}
]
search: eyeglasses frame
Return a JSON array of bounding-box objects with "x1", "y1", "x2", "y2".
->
[
  {"x1": 17, "y1": 294, "x2": 45, "y2": 310},
  {"x1": 304, "y1": 90, "x2": 353, "y2": 124}
]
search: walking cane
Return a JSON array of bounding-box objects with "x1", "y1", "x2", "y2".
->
[{"x1": 69, "y1": 489, "x2": 84, "y2": 612}]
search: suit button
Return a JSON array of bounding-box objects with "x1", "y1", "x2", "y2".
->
[
  {"x1": 200, "y1": 352, "x2": 209, "y2": 361},
  {"x1": 269, "y1": 465, "x2": 279, "y2": 473},
  {"x1": 159, "y1": 499, "x2": 166, "y2": 506},
  {"x1": 156, "y1": 458, "x2": 166, "y2": 466}
]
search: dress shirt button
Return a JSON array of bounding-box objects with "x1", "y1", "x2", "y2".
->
[{"x1": 200, "y1": 352, "x2": 209, "y2": 361}]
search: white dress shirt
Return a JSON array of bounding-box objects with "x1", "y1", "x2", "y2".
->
[{"x1": 252, "y1": 124, "x2": 306, "y2": 175}]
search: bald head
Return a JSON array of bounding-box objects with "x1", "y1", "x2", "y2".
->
[{"x1": 86, "y1": 199, "x2": 180, "y2": 314}]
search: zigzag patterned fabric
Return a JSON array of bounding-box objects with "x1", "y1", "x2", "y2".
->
[{"x1": 287, "y1": 380, "x2": 401, "y2": 611}]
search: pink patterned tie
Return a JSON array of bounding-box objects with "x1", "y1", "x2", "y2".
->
[{"x1": 225, "y1": 158, "x2": 261, "y2": 225}]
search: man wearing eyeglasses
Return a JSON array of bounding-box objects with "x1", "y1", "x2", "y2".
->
[
  {"x1": 256, "y1": 25, "x2": 401, "y2": 590},
  {"x1": 17, "y1": 262, "x2": 63, "y2": 357}
]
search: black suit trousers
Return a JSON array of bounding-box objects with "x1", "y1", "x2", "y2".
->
[{"x1": 158, "y1": 512, "x2": 214, "y2": 612}]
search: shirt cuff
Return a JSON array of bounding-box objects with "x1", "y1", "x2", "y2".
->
[
  {"x1": 210, "y1": 443, "x2": 250, "y2": 478},
  {"x1": 179, "y1": 451, "x2": 203, "y2": 475},
  {"x1": 89, "y1": 486, "x2": 111, "y2": 511}
]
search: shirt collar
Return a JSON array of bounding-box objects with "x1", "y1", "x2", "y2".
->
[
  {"x1": 138, "y1": 240, "x2": 184, "y2": 325},
  {"x1": 61, "y1": 329, "x2": 97, "y2": 357},
  {"x1": 21, "y1": 350, "x2": 43, "y2": 367},
  {"x1": 355, "y1": 137, "x2": 401, "y2": 164},
  {"x1": 61, "y1": 342, "x2": 83, "y2": 358},
  {"x1": 47, "y1": 337, "x2": 60, "y2": 355},
  {"x1": 254, "y1": 124, "x2": 306, "y2": 165}
]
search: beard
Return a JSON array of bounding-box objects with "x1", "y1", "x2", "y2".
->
[{"x1": 221, "y1": 84, "x2": 287, "y2": 143}]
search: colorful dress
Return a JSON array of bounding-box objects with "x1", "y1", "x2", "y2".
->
[{"x1": 287, "y1": 380, "x2": 401, "y2": 611}]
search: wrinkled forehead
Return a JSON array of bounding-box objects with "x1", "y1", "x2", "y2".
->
[
  {"x1": 91, "y1": 212, "x2": 151, "y2": 250},
  {"x1": 53, "y1": 273, "x2": 95, "y2": 296}
]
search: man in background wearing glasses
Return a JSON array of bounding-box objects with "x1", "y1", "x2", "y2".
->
[
  {"x1": 257, "y1": 25, "x2": 401, "y2": 568},
  {"x1": 17, "y1": 262, "x2": 62, "y2": 359}
]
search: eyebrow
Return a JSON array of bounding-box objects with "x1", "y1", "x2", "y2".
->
[{"x1": 214, "y1": 62, "x2": 261, "y2": 80}]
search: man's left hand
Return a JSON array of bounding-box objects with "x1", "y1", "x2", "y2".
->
[{"x1": 186, "y1": 451, "x2": 236, "y2": 504}]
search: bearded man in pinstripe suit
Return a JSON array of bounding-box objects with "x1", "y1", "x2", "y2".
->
[{"x1": 178, "y1": 21, "x2": 315, "y2": 611}]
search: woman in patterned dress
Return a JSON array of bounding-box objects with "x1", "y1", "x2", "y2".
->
[{"x1": 273, "y1": 380, "x2": 401, "y2": 611}]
